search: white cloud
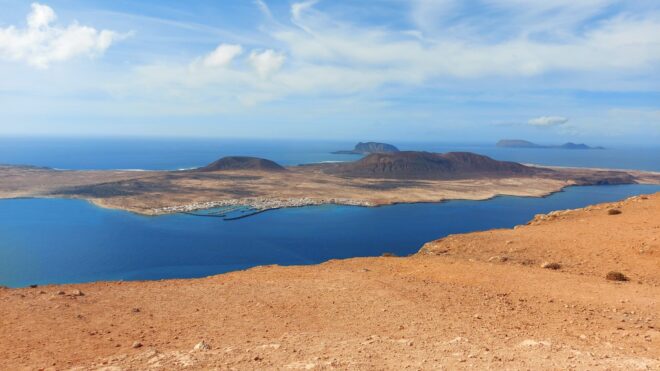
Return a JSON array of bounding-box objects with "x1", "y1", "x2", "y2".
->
[
  {"x1": 27, "y1": 3, "x2": 57, "y2": 29},
  {"x1": 48, "y1": 0, "x2": 656, "y2": 135},
  {"x1": 249, "y1": 49, "x2": 285, "y2": 78},
  {"x1": 291, "y1": 1, "x2": 318, "y2": 23},
  {"x1": 528, "y1": 116, "x2": 569, "y2": 127},
  {"x1": 0, "y1": 3, "x2": 121, "y2": 68},
  {"x1": 125, "y1": 0, "x2": 660, "y2": 113},
  {"x1": 276, "y1": 1, "x2": 660, "y2": 81},
  {"x1": 254, "y1": 0, "x2": 274, "y2": 20},
  {"x1": 202, "y1": 43, "x2": 243, "y2": 68}
]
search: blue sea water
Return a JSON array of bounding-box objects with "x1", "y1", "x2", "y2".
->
[
  {"x1": 0, "y1": 137, "x2": 659, "y2": 287},
  {"x1": 1, "y1": 137, "x2": 659, "y2": 171},
  {"x1": 1, "y1": 184, "x2": 659, "y2": 288}
]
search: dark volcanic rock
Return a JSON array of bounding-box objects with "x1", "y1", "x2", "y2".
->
[
  {"x1": 332, "y1": 142, "x2": 400, "y2": 155},
  {"x1": 196, "y1": 156, "x2": 286, "y2": 172},
  {"x1": 324, "y1": 151, "x2": 541, "y2": 179}
]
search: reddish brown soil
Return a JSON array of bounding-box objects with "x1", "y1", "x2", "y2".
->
[{"x1": 1, "y1": 193, "x2": 659, "y2": 370}]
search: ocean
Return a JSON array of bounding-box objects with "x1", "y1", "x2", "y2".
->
[
  {"x1": 1, "y1": 137, "x2": 659, "y2": 171},
  {"x1": 1, "y1": 137, "x2": 659, "y2": 287}
]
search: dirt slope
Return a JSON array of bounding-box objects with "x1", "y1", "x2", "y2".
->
[{"x1": 1, "y1": 193, "x2": 659, "y2": 370}]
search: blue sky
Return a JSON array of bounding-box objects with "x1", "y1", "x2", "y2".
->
[{"x1": 0, "y1": 0, "x2": 659, "y2": 144}]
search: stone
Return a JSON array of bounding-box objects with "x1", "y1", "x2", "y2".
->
[
  {"x1": 605, "y1": 271, "x2": 628, "y2": 282},
  {"x1": 194, "y1": 341, "x2": 211, "y2": 351},
  {"x1": 541, "y1": 262, "x2": 561, "y2": 270}
]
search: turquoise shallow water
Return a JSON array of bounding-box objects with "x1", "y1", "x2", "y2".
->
[{"x1": 1, "y1": 184, "x2": 659, "y2": 288}]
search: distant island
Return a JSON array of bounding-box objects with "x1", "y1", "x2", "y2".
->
[
  {"x1": 332, "y1": 142, "x2": 400, "y2": 155},
  {"x1": 2, "y1": 150, "x2": 657, "y2": 216},
  {"x1": 497, "y1": 139, "x2": 605, "y2": 150}
]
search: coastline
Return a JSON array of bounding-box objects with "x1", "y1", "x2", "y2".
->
[
  {"x1": 0, "y1": 180, "x2": 580, "y2": 217},
  {"x1": 2, "y1": 192, "x2": 659, "y2": 369},
  {"x1": 9, "y1": 174, "x2": 659, "y2": 216},
  {"x1": 3, "y1": 160, "x2": 660, "y2": 217}
]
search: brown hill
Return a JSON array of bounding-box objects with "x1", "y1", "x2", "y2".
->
[
  {"x1": 195, "y1": 156, "x2": 286, "y2": 172},
  {"x1": 325, "y1": 151, "x2": 543, "y2": 179}
]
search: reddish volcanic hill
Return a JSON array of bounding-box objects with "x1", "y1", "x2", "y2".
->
[
  {"x1": 196, "y1": 156, "x2": 286, "y2": 172},
  {"x1": 324, "y1": 151, "x2": 543, "y2": 179}
]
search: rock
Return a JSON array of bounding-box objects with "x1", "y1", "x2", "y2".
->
[
  {"x1": 607, "y1": 209, "x2": 622, "y2": 215},
  {"x1": 132, "y1": 308, "x2": 140, "y2": 313},
  {"x1": 194, "y1": 341, "x2": 211, "y2": 351},
  {"x1": 605, "y1": 271, "x2": 628, "y2": 282},
  {"x1": 56, "y1": 291, "x2": 65, "y2": 295},
  {"x1": 541, "y1": 262, "x2": 561, "y2": 270},
  {"x1": 132, "y1": 341, "x2": 143, "y2": 349},
  {"x1": 70, "y1": 289, "x2": 84, "y2": 296}
]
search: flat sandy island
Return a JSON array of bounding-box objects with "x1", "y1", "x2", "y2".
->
[
  {"x1": 1, "y1": 155, "x2": 659, "y2": 215},
  {"x1": 1, "y1": 193, "x2": 659, "y2": 369}
]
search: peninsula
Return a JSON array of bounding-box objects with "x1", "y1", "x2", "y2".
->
[
  {"x1": 2, "y1": 193, "x2": 659, "y2": 369},
  {"x1": 0, "y1": 151, "x2": 658, "y2": 215},
  {"x1": 497, "y1": 139, "x2": 605, "y2": 150}
]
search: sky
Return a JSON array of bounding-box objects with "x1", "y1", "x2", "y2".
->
[{"x1": 0, "y1": 0, "x2": 659, "y2": 144}]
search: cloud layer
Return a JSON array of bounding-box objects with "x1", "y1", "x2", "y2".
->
[
  {"x1": 0, "y1": 3, "x2": 120, "y2": 68},
  {"x1": 0, "y1": 1, "x2": 658, "y2": 141},
  {"x1": 129, "y1": 0, "x2": 660, "y2": 110}
]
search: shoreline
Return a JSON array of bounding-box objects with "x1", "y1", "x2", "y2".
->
[
  {"x1": 5, "y1": 182, "x2": 660, "y2": 218},
  {"x1": 2, "y1": 193, "x2": 659, "y2": 369},
  {"x1": 3, "y1": 158, "x2": 660, "y2": 217},
  {"x1": 90, "y1": 179, "x2": 579, "y2": 216},
  {"x1": 2, "y1": 184, "x2": 659, "y2": 290}
]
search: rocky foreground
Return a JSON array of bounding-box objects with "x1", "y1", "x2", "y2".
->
[{"x1": 1, "y1": 193, "x2": 660, "y2": 370}]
